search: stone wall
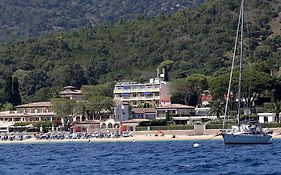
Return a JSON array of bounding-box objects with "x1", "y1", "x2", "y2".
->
[
  {"x1": 132, "y1": 130, "x2": 195, "y2": 136},
  {"x1": 132, "y1": 127, "x2": 280, "y2": 136}
]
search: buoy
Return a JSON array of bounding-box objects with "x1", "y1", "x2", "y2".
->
[{"x1": 193, "y1": 143, "x2": 200, "y2": 147}]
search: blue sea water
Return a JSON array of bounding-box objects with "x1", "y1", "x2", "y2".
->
[{"x1": 0, "y1": 139, "x2": 280, "y2": 175}]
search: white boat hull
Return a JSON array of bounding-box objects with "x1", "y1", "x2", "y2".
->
[{"x1": 222, "y1": 133, "x2": 272, "y2": 144}]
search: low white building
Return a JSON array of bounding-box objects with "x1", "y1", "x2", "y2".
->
[
  {"x1": 132, "y1": 108, "x2": 156, "y2": 119},
  {"x1": 258, "y1": 113, "x2": 280, "y2": 123},
  {"x1": 156, "y1": 104, "x2": 196, "y2": 119}
]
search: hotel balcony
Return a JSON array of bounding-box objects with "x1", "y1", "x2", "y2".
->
[
  {"x1": 113, "y1": 88, "x2": 160, "y2": 94},
  {"x1": 114, "y1": 96, "x2": 160, "y2": 101}
]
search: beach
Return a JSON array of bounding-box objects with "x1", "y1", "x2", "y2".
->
[
  {"x1": 0, "y1": 134, "x2": 220, "y2": 144},
  {"x1": 0, "y1": 135, "x2": 221, "y2": 144},
  {"x1": 1, "y1": 134, "x2": 281, "y2": 144}
]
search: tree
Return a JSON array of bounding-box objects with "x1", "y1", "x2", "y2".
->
[
  {"x1": 242, "y1": 68, "x2": 272, "y2": 113},
  {"x1": 209, "y1": 74, "x2": 230, "y2": 101},
  {"x1": 82, "y1": 82, "x2": 114, "y2": 98},
  {"x1": 2, "y1": 73, "x2": 13, "y2": 104},
  {"x1": 271, "y1": 101, "x2": 281, "y2": 123},
  {"x1": 85, "y1": 60, "x2": 109, "y2": 85},
  {"x1": 51, "y1": 98, "x2": 76, "y2": 131},
  {"x1": 1, "y1": 102, "x2": 13, "y2": 111},
  {"x1": 0, "y1": 0, "x2": 279, "y2": 104},
  {"x1": 270, "y1": 89, "x2": 281, "y2": 123},
  {"x1": 158, "y1": 60, "x2": 174, "y2": 81},
  {"x1": 50, "y1": 63, "x2": 86, "y2": 88},
  {"x1": 35, "y1": 87, "x2": 60, "y2": 101},
  {"x1": 170, "y1": 74, "x2": 208, "y2": 106},
  {"x1": 81, "y1": 83, "x2": 113, "y2": 120},
  {"x1": 69, "y1": 63, "x2": 86, "y2": 88},
  {"x1": 209, "y1": 65, "x2": 272, "y2": 113},
  {"x1": 83, "y1": 95, "x2": 113, "y2": 120},
  {"x1": 73, "y1": 101, "x2": 87, "y2": 120},
  {"x1": 11, "y1": 77, "x2": 21, "y2": 106},
  {"x1": 209, "y1": 100, "x2": 224, "y2": 119},
  {"x1": 271, "y1": 76, "x2": 281, "y2": 101}
]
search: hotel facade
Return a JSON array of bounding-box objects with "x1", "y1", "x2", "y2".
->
[
  {"x1": 113, "y1": 78, "x2": 170, "y2": 107},
  {"x1": 0, "y1": 102, "x2": 56, "y2": 132}
]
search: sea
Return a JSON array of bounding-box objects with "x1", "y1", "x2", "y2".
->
[{"x1": 0, "y1": 139, "x2": 280, "y2": 175}]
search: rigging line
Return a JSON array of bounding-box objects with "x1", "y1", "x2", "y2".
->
[
  {"x1": 223, "y1": 3, "x2": 242, "y2": 129},
  {"x1": 237, "y1": 0, "x2": 244, "y2": 128}
]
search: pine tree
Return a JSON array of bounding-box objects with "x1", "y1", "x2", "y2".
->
[
  {"x1": 2, "y1": 74, "x2": 13, "y2": 104},
  {"x1": 12, "y1": 77, "x2": 21, "y2": 106}
]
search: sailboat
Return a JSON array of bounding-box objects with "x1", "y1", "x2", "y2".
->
[{"x1": 221, "y1": 0, "x2": 272, "y2": 144}]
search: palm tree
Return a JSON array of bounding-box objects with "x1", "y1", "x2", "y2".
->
[
  {"x1": 209, "y1": 100, "x2": 224, "y2": 119},
  {"x1": 271, "y1": 101, "x2": 281, "y2": 123},
  {"x1": 270, "y1": 89, "x2": 281, "y2": 123}
]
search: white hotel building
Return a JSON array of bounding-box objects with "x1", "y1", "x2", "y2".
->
[{"x1": 113, "y1": 78, "x2": 170, "y2": 107}]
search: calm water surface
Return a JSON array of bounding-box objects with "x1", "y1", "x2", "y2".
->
[{"x1": 0, "y1": 139, "x2": 280, "y2": 175}]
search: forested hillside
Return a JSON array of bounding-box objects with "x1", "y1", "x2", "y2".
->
[
  {"x1": 0, "y1": 0, "x2": 280, "y2": 106},
  {"x1": 0, "y1": 0, "x2": 204, "y2": 41}
]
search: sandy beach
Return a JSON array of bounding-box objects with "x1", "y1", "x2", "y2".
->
[
  {"x1": 1, "y1": 134, "x2": 281, "y2": 144},
  {"x1": 0, "y1": 134, "x2": 221, "y2": 144}
]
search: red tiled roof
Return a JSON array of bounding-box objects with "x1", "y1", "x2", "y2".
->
[
  {"x1": 132, "y1": 108, "x2": 156, "y2": 114},
  {"x1": 201, "y1": 95, "x2": 212, "y2": 102},
  {"x1": 15, "y1": 102, "x2": 52, "y2": 108},
  {"x1": 160, "y1": 96, "x2": 171, "y2": 102}
]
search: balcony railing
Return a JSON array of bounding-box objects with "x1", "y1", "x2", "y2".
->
[
  {"x1": 113, "y1": 88, "x2": 160, "y2": 93},
  {"x1": 114, "y1": 96, "x2": 160, "y2": 101}
]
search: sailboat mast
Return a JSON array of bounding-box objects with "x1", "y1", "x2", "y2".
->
[
  {"x1": 237, "y1": 0, "x2": 244, "y2": 128},
  {"x1": 223, "y1": 4, "x2": 242, "y2": 129}
]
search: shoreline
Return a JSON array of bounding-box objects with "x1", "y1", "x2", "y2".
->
[
  {"x1": 0, "y1": 135, "x2": 221, "y2": 144},
  {"x1": 1, "y1": 134, "x2": 281, "y2": 144}
]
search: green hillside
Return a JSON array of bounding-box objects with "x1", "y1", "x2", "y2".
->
[
  {"x1": 0, "y1": 0, "x2": 280, "y2": 105},
  {"x1": 0, "y1": 0, "x2": 203, "y2": 41}
]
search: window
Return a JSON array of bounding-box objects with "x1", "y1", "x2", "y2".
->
[
  {"x1": 154, "y1": 92, "x2": 159, "y2": 96},
  {"x1": 264, "y1": 117, "x2": 268, "y2": 123},
  {"x1": 37, "y1": 109, "x2": 43, "y2": 113}
]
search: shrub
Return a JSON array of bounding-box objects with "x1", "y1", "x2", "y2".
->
[
  {"x1": 33, "y1": 121, "x2": 53, "y2": 128},
  {"x1": 14, "y1": 122, "x2": 33, "y2": 126},
  {"x1": 262, "y1": 123, "x2": 281, "y2": 128},
  {"x1": 139, "y1": 119, "x2": 167, "y2": 126}
]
